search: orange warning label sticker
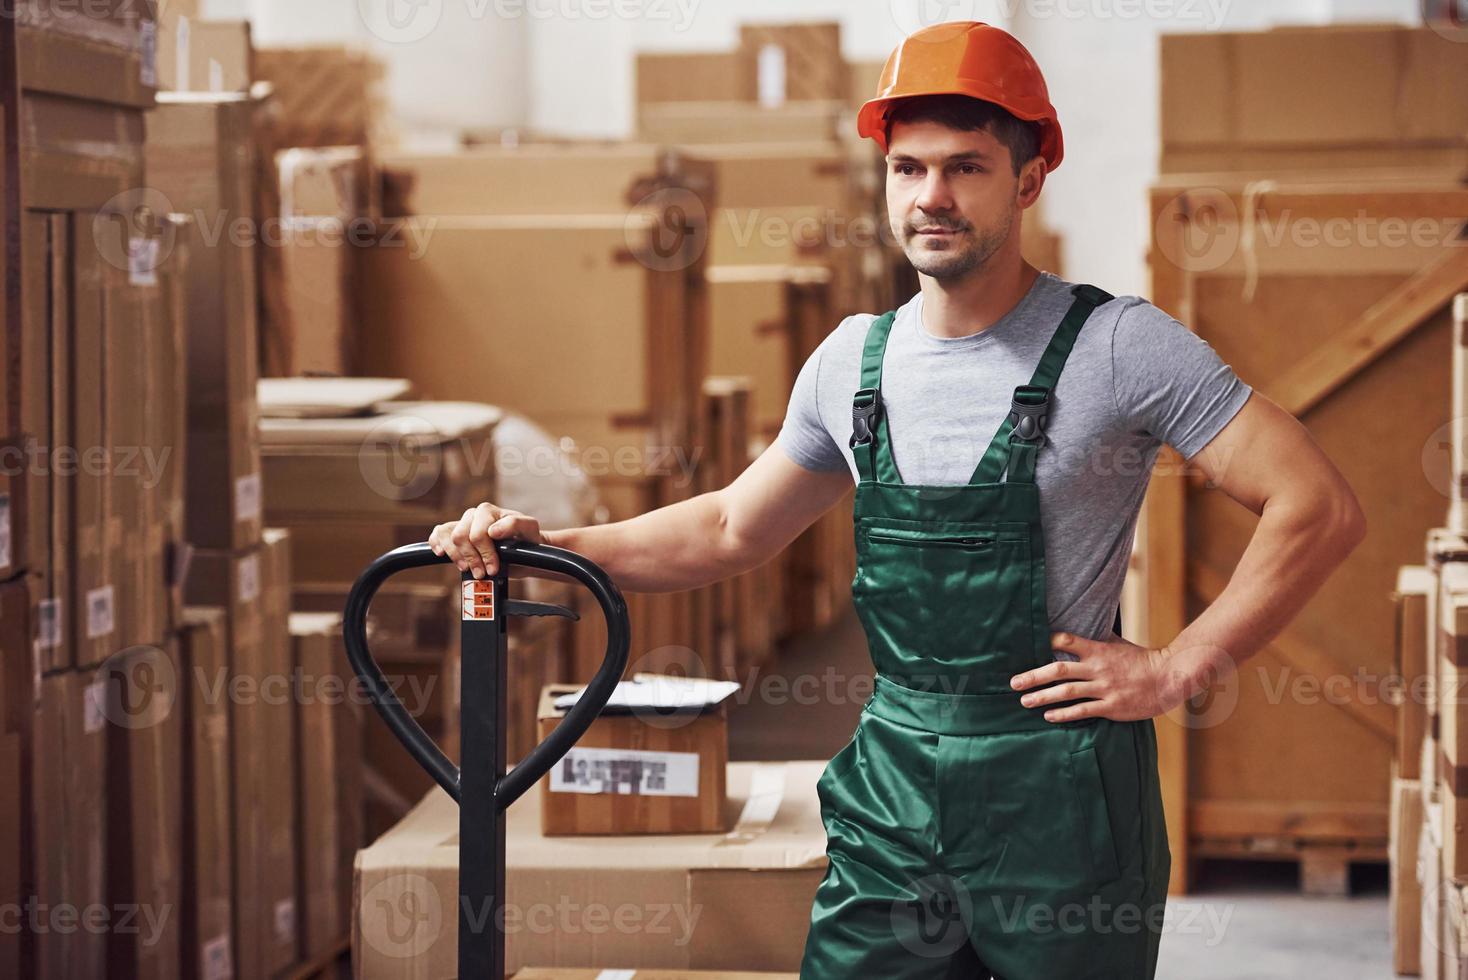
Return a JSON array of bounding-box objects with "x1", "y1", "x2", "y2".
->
[{"x1": 461, "y1": 579, "x2": 495, "y2": 621}]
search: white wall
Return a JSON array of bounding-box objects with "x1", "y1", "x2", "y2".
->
[{"x1": 212, "y1": 0, "x2": 1426, "y2": 300}]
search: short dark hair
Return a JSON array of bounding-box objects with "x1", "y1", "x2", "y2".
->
[{"x1": 884, "y1": 94, "x2": 1042, "y2": 177}]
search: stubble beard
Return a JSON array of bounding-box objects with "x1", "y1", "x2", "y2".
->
[{"x1": 899, "y1": 205, "x2": 1014, "y2": 281}]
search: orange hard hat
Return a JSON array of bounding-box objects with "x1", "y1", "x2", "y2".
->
[{"x1": 857, "y1": 21, "x2": 1063, "y2": 172}]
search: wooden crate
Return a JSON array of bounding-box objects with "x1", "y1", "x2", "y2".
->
[{"x1": 1142, "y1": 174, "x2": 1468, "y2": 894}]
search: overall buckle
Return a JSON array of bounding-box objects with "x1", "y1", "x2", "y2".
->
[
  {"x1": 850, "y1": 387, "x2": 880, "y2": 448},
  {"x1": 1007, "y1": 386, "x2": 1049, "y2": 445}
]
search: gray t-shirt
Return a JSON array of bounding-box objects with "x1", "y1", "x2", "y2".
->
[{"x1": 776, "y1": 270, "x2": 1252, "y2": 649}]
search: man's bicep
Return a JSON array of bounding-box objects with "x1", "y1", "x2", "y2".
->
[
  {"x1": 719, "y1": 442, "x2": 853, "y2": 560},
  {"x1": 1189, "y1": 391, "x2": 1321, "y2": 517}
]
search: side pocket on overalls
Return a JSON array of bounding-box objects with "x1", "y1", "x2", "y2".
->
[{"x1": 1067, "y1": 744, "x2": 1123, "y2": 886}]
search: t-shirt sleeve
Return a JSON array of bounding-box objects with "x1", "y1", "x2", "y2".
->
[
  {"x1": 1111, "y1": 301, "x2": 1253, "y2": 460},
  {"x1": 776, "y1": 340, "x2": 848, "y2": 473}
]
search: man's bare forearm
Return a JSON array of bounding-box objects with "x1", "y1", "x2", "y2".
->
[
  {"x1": 542, "y1": 491, "x2": 753, "y2": 593},
  {"x1": 1163, "y1": 493, "x2": 1366, "y2": 699}
]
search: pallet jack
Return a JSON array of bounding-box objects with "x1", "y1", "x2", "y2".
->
[{"x1": 343, "y1": 539, "x2": 630, "y2": 980}]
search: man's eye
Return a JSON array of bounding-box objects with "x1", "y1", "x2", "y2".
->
[
  {"x1": 896, "y1": 165, "x2": 919, "y2": 176},
  {"x1": 957, "y1": 165, "x2": 981, "y2": 175}
]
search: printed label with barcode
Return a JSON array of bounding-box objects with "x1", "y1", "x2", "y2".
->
[
  {"x1": 86, "y1": 585, "x2": 115, "y2": 640},
  {"x1": 549, "y1": 747, "x2": 700, "y2": 797},
  {"x1": 139, "y1": 19, "x2": 157, "y2": 87},
  {"x1": 128, "y1": 236, "x2": 159, "y2": 286},
  {"x1": 235, "y1": 473, "x2": 262, "y2": 523},
  {"x1": 237, "y1": 554, "x2": 260, "y2": 605},
  {"x1": 201, "y1": 933, "x2": 231, "y2": 980},
  {"x1": 83, "y1": 680, "x2": 107, "y2": 734},
  {"x1": 274, "y1": 898, "x2": 296, "y2": 942},
  {"x1": 0, "y1": 492, "x2": 11, "y2": 572},
  {"x1": 175, "y1": 15, "x2": 191, "y2": 90},
  {"x1": 37, "y1": 598, "x2": 61, "y2": 650}
]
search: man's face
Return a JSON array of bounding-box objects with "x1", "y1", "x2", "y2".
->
[{"x1": 885, "y1": 119, "x2": 1025, "y2": 281}]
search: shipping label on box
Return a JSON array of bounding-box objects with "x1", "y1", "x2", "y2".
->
[
  {"x1": 549, "y1": 747, "x2": 700, "y2": 797},
  {"x1": 201, "y1": 934, "x2": 230, "y2": 980}
]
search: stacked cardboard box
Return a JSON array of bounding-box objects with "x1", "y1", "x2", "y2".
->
[
  {"x1": 146, "y1": 91, "x2": 265, "y2": 555},
  {"x1": 290, "y1": 612, "x2": 364, "y2": 961},
  {"x1": 354, "y1": 761, "x2": 828, "y2": 977},
  {"x1": 365, "y1": 147, "x2": 718, "y2": 667},
  {"x1": 176, "y1": 608, "x2": 236, "y2": 980},
  {"x1": 184, "y1": 529, "x2": 299, "y2": 977}
]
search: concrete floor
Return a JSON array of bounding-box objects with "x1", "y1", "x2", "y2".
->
[{"x1": 729, "y1": 600, "x2": 1398, "y2": 978}]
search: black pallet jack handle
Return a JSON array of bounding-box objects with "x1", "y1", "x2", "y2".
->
[{"x1": 343, "y1": 539, "x2": 630, "y2": 980}]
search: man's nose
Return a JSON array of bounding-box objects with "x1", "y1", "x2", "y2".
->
[{"x1": 914, "y1": 172, "x2": 955, "y2": 213}]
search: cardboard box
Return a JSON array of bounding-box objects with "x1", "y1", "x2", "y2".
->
[
  {"x1": 514, "y1": 973, "x2": 796, "y2": 979},
  {"x1": 293, "y1": 580, "x2": 456, "y2": 665},
  {"x1": 182, "y1": 540, "x2": 271, "y2": 979},
  {"x1": 705, "y1": 265, "x2": 832, "y2": 441},
  {"x1": 31, "y1": 671, "x2": 108, "y2": 978},
  {"x1": 259, "y1": 528, "x2": 300, "y2": 974},
  {"x1": 19, "y1": 211, "x2": 67, "y2": 670},
  {"x1": 637, "y1": 101, "x2": 844, "y2": 146},
  {"x1": 1440, "y1": 563, "x2": 1468, "y2": 878},
  {"x1": 0, "y1": 577, "x2": 34, "y2": 737},
  {"x1": 1423, "y1": 779, "x2": 1447, "y2": 980},
  {"x1": 378, "y1": 144, "x2": 715, "y2": 219},
  {"x1": 0, "y1": 732, "x2": 21, "y2": 980},
  {"x1": 738, "y1": 22, "x2": 844, "y2": 104},
  {"x1": 253, "y1": 46, "x2": 385, "y2": 149},
  {"x1": 1393, "y1": 770, "x2": 1424, "y2": 977},
  {"x1": 1159, "y1": 25, "x2": 1468, "y2": 176},
  {"x1": 103, "y1": 641, "x2": 184, "y2": 980},
  {"x1": 359, "y1": 217, "x2": 698, "y2": 456},
  {"x1": 353, "y1": 761, "x2": 827, "y2": 978},
  {"x1": 1400, "y1": 565, "x2": 1435, "y2": 779},
  {"x1": 262, "y1": 147, "x2": 368, "y2": 378},
  {"x1": 259, "y1": 400, "x2": 501, "y2": 525},
  {"x1": 157, "y1": 18, "x2": 252, "y2": 93},
  {"x1": 636, "y1": 52, "x2": 752, "y2": 105},
  {"x1": 15, "y1": 0, "x2": 156, "y2": 109},
  {"x1": 176, "y1": 607, "x2": 237, "y2": 980},
  {"x1": 154, "y1": 214, "x2": 193, "y2": 633},
  {"x1": 291, "y1": 612, "x2": 364, "y2": 960},
  {"x1": 536, "y1": 680, "x2": 730, "y2": 836},
  {"x1": 146, "y1": 93, "x2": 264, "y2": 552}
]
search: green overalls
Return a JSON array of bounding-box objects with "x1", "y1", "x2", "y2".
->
[{"x1": 799, "y1": 284, "x2": 1171, "y2": 980}]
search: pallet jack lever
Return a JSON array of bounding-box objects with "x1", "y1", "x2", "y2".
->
[
  {"x1": 504, "y1": 598, "x2": 580, "y2": 620},
  {"x1": 343, "y1": 538, "x2": 630, "y2": 979}
]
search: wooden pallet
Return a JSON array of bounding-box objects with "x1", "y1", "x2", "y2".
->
[{"x1": 1193, "y1": 835, "x2": 1389, "y2": 897}]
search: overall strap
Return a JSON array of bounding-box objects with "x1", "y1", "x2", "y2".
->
[
  {"x1": 850, "y1": 311, "x2": 901, "y2": 484},
  {"x1": 970, "y1": 284, "x2": 1114, "y2": 486}
]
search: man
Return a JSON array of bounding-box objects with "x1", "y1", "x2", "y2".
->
[{"x1": 430, "y1": 21, "x2": 1365, "y2": 979}]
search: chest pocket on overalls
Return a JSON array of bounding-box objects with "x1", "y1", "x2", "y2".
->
[{"x1": 853, "y1": 518, "x2": 1032, "y2": 661}]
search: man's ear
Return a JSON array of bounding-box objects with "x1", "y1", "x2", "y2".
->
[{"x1": 1017, "y1": 155, "x2": 1046, "y2": 211}]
